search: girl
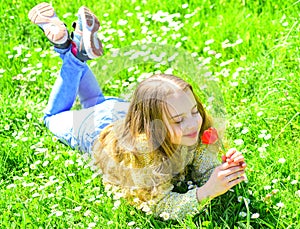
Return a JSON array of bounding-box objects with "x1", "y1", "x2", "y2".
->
[{"x1": 29, "y1": 3, "x2": 247, "y2": 220}]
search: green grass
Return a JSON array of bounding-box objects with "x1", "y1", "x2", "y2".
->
[{"x1": 0, "y1": 0, "x2": 299, "y2": 228}]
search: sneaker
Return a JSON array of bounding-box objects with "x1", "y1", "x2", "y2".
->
[
  {"x1": 28, "y1": 2, "x2": 70, "y2": 48},
  {"x1": 71, "y1": 6, "x2": 103, "y2": 61}
]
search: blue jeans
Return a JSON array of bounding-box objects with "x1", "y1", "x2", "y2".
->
[{"x1": 44, "y1": 46, "x2": 129, "y2": 153}]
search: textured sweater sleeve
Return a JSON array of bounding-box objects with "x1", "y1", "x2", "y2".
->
[
  {"x1": 151, "y1": 148, "x2": 217, "y2": 220},
  {"x1": 152, "y1": 188, "x2": 202, "y2": 220},
  {"x1": 191, "y1": 146, "x2": 221, "y2": 186}
]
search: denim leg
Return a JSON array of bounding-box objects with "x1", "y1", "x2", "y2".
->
[
  {"x1": 43, "y1": 47, "x2": 105, "y2": 150},
  {"x1": 44, "y1": 46, "x2": 87, "y2": 117},
  {"x1": 78, "y1": 68, "x2": 105, "y2": 108}
]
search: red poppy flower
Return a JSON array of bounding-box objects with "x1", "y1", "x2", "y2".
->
[
  {"x1": 202, "y1": 127, "x2": 227, "y2": 162},
  {"x1": 201, "y1": 127, "x2": 219, "y2": 144}
]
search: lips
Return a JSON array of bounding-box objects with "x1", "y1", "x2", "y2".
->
[{"x1": 185, "y1": 131, "x2": 198, "y2": 138}]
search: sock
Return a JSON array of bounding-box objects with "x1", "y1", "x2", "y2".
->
[{"x1": 71, "y1": 41, "x2": 78, "y2": 56}]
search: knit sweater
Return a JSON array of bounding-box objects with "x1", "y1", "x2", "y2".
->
[{"x1": 92, "y1": 123, "x2": 220, "y2": 220}]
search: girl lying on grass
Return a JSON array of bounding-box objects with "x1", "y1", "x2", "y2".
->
[{"x1": 28, "y1": 2, "x2": 247, "y2": 220}]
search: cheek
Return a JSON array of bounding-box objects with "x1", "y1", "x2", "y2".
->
[
  {"x1": 169, "y1": 125, "x2": 183, "y2": 144},
  {"x1": 197, "y1": 115, "x2": 203, "y2": 129}
]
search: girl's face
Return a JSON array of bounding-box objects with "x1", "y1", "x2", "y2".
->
[{"x1": 164, "y1": 88, "x2": 202, "y2": 146}]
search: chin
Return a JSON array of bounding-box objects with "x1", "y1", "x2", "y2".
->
[{"x1": 181, "y1": 139, "x2": 198, "y2": 146}]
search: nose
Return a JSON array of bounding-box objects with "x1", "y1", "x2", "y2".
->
[{"x1": 182, "y1": 116, "x2": 197, "y2": 131}]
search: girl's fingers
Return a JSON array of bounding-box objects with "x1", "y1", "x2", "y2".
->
[
  {"x1": 230, "y1": 151, "x2": 243, "y2": 160},
  {"x1": 225, "y1": 148, "x2": 237, "y2": 159},
  {"x1": 225, "y1": 170, "x2": 245, "y2": 182},
  {"x1": 221, "y1": 160, "x2": 244, "y2": 168},
  {"x1": 225, "y1": 149, "x2": 245, "y2": 164},
  {"x1": 228, "y1": 176, "x2": 246, "y2": 188},
  {"x1": 220, "y1": 164, "x2": 245, "y2": 176},
  {"x1": 240, "y1": 162, "x2": 247, "y2": 168},
  {"x1": 232, "y1": 155, "x2": 245, "y2": 163}
]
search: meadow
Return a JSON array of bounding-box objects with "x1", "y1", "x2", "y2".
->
[{"x1": 0, "y1": 0, "x2": 299, "y2": 228}]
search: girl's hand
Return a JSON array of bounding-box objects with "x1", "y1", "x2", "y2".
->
[
  {"x1": 222, "y1": 148, "x2": 246, "y2": 168},
  {"x1": 197, "y1": 161, "x2": 246, "y2": 200}
]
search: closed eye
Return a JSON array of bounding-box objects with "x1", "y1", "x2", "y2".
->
[
  {"x1": 173, "y1": 118, "x2": 183, "y2": 124},
  {"x1": 192, "y1": 106, "x2": 199, "y2": 115},
  {"x1": 192, "y1": 110, "x2": 199, "y2": 115}
]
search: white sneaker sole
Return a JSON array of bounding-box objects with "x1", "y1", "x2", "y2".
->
[
  {"x1": 78, "y1": 6, "x2": 103, "y2": 58},
  {"x1": 28, "y1": 2, "x2": 68, "y2": 44}
]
